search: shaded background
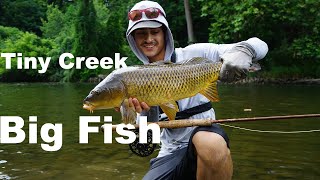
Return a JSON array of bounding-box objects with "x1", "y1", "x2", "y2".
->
[{"x1": 0, "y1": 0, "x2": 320, "y2": 82}]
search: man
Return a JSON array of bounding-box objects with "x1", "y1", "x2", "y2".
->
[{"x1": 125, "y1": 1, "x2": 268, "y2": 179}]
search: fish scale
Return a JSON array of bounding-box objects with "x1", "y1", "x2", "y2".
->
[
  {"x1": 123, "y1": 60, "x2": 220, "y2": 106},
  {"x1": 83, "y1": 57, "x2": 222, "y2": 124}
]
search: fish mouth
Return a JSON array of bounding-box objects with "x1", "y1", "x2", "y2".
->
[{"x1": 83, "y1": 101, "x2": 95, "y2": 113}]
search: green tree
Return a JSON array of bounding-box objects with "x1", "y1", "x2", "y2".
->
[
  {"x1": 199, "y1": 0, "x2": 320, "y2": 78},
  {"x1": 73, "y1": 0, "x2": 99, "y2": 57},
  {"x1": 153, "y1": 0, "x2": 210, "y2": 47},
  {"x1": 184, "y1": 0, "x2": 195, "y2": 44},
  {"x1": 41, "y1": 3, "x2": 78, "y2": 81},
  {"x1": 0, "y1": 0, "x2": 47, "y2": 35},
  {"x1": 103, "y1": 0, "x2": 140, "y2": 65},
  {"x1": 0, "y1": 26, "x2": 56, "y2": 81},
  {"x1": 41, "y1": 0, "x2": 135, "y2": 82}
]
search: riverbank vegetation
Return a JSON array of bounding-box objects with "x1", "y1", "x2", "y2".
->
[{"x1": 0, "y1": 0, "x2": 319, "y2": 82}]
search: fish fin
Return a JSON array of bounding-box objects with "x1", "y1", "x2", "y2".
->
[
  {"x1": 199, "y1": 82, "x2": 219, "y2": 102},
  {"x1": 120, "y1": 99, "x2": 137, "y2": 124},
  {"x1": 179, "y1": 57, "x2": 212, "y2": 64},
  {"x1": 159, "y1": 101, "x2": 179, "y2": 121}
]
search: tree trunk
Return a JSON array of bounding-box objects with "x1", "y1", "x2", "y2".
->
[{"x1": 184, "y1": 0, "x2": 195, "y2": 44}]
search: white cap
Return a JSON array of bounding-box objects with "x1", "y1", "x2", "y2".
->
[
  {"x1": 128, "y1": 21, "x2": 162, "y2": 35},
  {"x1": 126, "y1": 1, "x2": 174, "y2": 64}
]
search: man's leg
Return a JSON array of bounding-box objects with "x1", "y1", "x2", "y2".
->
[
  {"x1": 192, "y1": 131, "x2": 233, "y2": 179},
  {"x1": 143, "y1": 148, "x2": 188, "y2": 180}
]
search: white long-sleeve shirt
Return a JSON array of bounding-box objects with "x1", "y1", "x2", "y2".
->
[{"x1": 156, "y1": 37, "x2": 268, "y2": 157}]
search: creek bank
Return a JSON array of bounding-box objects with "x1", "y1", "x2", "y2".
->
[
  {"x1": 88, "y1": 75, "x2": 320, "y2": 85},
  {"x1": 224, "y1": 77, "x2": 320, "y2": 85}
]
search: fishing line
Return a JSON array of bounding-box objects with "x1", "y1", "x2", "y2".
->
[{"x1": 218, "y1": 123, "x2": 320, "y2": 134}]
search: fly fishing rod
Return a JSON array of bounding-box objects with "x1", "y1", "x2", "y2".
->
[
  {"x1": 103, "y1": 113, "x2": 320, "y2": 131},
  {"x1": 103, "y1": 113, "x2": 320, "y2": 157}
]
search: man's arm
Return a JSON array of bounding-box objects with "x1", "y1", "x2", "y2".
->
[
  {"x1": 219, "y1": 37, "x2": 268, "y2": 82},
  {"x1": 127, "y1": 38, "x2": 268, "y2": 114}
]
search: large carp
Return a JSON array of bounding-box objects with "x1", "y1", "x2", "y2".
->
[{"x1": 83, "y1": 57, "x2": 221, "y2": 124}]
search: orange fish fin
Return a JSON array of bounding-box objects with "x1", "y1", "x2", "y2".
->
[
  {"x1": 199, "y1": 82, "x2": 219, "y2": 102},
  {"x1": 159, "y1": 101, "x2": 179, "y2": 121},
  {"x1": 120, "y1": 99, "x2": 137, "y2": 124}
]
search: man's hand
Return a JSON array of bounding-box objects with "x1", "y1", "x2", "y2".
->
[
  {"x1": 130, "y1": 97, "x2": 150, "y2": 113},
  {"x1": 219, "y1": 42, "x2": 256, "y2": 82},
  {"x1": 115, "y1": 97, "x2": 150, "y2": 113}
]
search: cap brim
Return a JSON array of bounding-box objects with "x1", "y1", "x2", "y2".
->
[{"x1": 128, "y1": 21, "x2": 162, "y2": 35}]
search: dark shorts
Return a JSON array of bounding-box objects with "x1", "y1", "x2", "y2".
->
[{"x1": 142, "y1": 124, "x2": 229, "y2": 180}]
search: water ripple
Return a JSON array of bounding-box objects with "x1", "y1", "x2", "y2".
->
[
  {"x1": 0, "y1": 160, "x2": 7, "y2": 164},
  {"x1": 0, "y1": 174, "x2": 11, "y2": 180}
]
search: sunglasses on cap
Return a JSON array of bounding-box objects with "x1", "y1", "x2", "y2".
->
[{"x1": 128, "y1": 7, "x2": 164, "y2": 21}]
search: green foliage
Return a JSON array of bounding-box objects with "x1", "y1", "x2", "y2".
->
[
  {"x1": 41, "y1": 4, "x2": 78, "y2": 81},
  {"x1": 73, "y1": 0, "x2": 99, "y2": 57},
  {"x1": 151, "y1": 0, "x2": 210, "y2": 47},
  {"x1": 199, "y1": 0, "x2": 320, "y2": 78},
  {"x1": 0, "y1": 0, "x2": 46, "y2": 35},
  {"x1": 70, "y1": 0, "x2": 99, "y2": 82},
  {"x1": 41, "y1": 0, "x2": 132, "y2": 82},
  {"x1": 1, "y1": 0, "x2": 320, "y2": 82},
  {"x1": 103, "y1": 0, "x2": 139, "y2": 66},
  {"x1": 0, "y1": 26, "x2": 24, "y2": 50},
  {"x1": 47, "y1": 0, "x2": 67, "y2": 9},
  {"x1": 260, "y1": 66, "x2": 303, "y2": 79},
  {"x1": 41, "y1": 4, "x2": 76, "y2": 39},
  {"x1": 0, "y1": 26, "x2": 56, "y2": 81}
]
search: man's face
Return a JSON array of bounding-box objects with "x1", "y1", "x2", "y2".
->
[{"x1": 133, "y1": 27, "x2": 165, "y2": 63}]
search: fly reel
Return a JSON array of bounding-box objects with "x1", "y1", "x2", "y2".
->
[{"x1": 129, "y1": 129, "x2": 156, "y2": 157}]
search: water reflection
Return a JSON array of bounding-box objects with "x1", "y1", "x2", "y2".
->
[{"x1": 0, "y1": 83, "x2": 319, "y2": 179}]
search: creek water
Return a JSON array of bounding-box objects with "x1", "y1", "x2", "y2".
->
[{"x1": 0, "y1": 83, "x2": 319, "y2": 179}]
